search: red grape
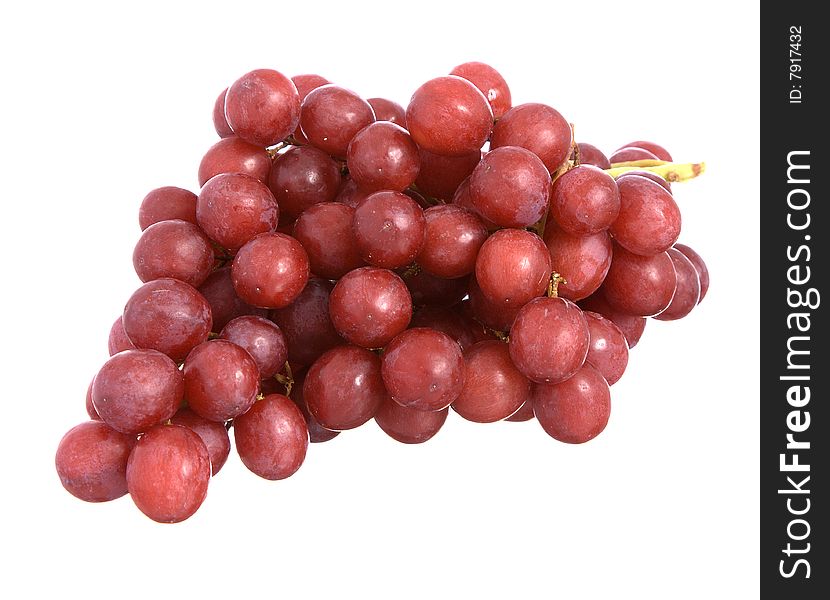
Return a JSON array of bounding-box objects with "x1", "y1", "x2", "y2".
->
[
  {"x1": 107, "y1": 315, "x2": 136, "y2": 356},
  {"x1": 347, "y1": 121, "x2": 420, "y2": 192},
  {"x1": 367, "y1": 97, "x2": 406, "y2": 126},
  {"x1": 85, "y1": 377, "x2": 101, "y2": 420},
  {"x1": 126, "y1": 424, "x2": 210, "y2": 523},
  {"x1": 575, "y1": 142, "x2": 610, "y2": 169},
  {"x1": 375, "y1": 399, "x2": 448, "y2": 444},
  {"x1": 219, "y1": 315, "x2": 287, "y2": 379},
  {"x1": 467, "y1": 275, "x2": 521, "y2": 332},
  {"x1": 138, "y1": 186, "x2": 197, "y2": 231},
  {"x1": 409, "y1": 305, "x2": 481, "y2": 351},
  {"x1": 170, "y1": 407, "x2": 231, "y2": 476},
  {"x1": 231, "y1": 232, "x2": 310, "y2": 309},
  {"x1": 293, "y1": 202, "x2": 365, "y2": 279},
  {"x1": 212, "y1": 88, "x2": 234, "y2": 138},
  {"x1": 654, "y1": 248, "x2": 701, "y2": 321},
  {"x1": 615, "y1": 170, "x2": 672, "y2": 193},
  {"x1": 197, "y1": 136, "x2": 272, "y2": 186},
  {"x1": 55, "y1": 421, "x2": 134, "y2": 502},
  {"x1": 490, "y1": 103, "x2": 572, "y2": 173},
  {"x1": 352, "y1": 190, "x2": 426, "y2": 269},
  {"x1": 475, "y1": 229, "x2": 551, "y2": 308},
  {"x1": 291, "y1": 74, "x2": 331, "y2": 143},
  {"x1": 225, "y1": 68, "x2": 300, "y2": 147},
  {"x1": 267, "y1": 145, "x2": 342, "y2": 220},
  {"x1": 334, "y1": 177, "x2": 373, "y2": 209},
  {"x1": 405, "y1": 270, "x2": 469, "y2": 309},
  {"x1": 417, "y1": 205, "x2": 487, "y2": 279},
  {"x1": 532, "y1": 363, "x2": 611, "y2": 444},
  {"x1": 197, "y1": 266, "x2": 267, "y2": 331},
  {"x1": 381, "y1": 327, "x2": 465, "y2": 412},
  {"x1": 608, "y1": 146, "x2": 658, "y2": 163},
  {"x1": 583, "y1": 311, "x2": 629, "y2": 385},
  {"x1": 508, "y1": 297, "x2": 589, "y2": 384},
  {"x1": 549, "y1": 165, "x2": 620, "y2": 235},
  {"x1": 406, "y1": 76, "x2": 492, "y2": 156},
  {"x1": 610, "y1": 175, "x2": 681, "y2": 256},
  {"x1": 601, "y1": 245, "x2": 677, "y2": 317},
  {"x1": 285, "y1": 370, "x2": 340, "y2": 443},
  {"x1": 415, "y1": 147, "x2": 480, "y2": 201},
  {"x1": 543, "y1": 221, "x2": 612, "y2": 301},
  {"x1": 132, "y1": 219, "x2": 214, "y2": 287},
  {"x1": 329, "y1": 267, "x2": 412, "y2": 348},
  {"x1": 183, "y1": 339, "x2": 260, "y2": 422},
  {"x1": 578, "y1": 292, "x2": 647, "y2": 349},
  {"x1": 449, "y1": 61, "x2": 511, "y2": 119},
  {"x1": 233, "y1": 394, "x2": 309, "y2": 480},
  {"x1": 505, "y1": 401, "x2": 534, "y2": 422},
  {"x1": 92, "y1": 349, "x2": 183, "y2": 434},
  {"x1": 617, "y1": 140, "x2": 673, "y2": 161},
  {"x1": 674, "y1": 243, "x2": 709, "y2": 303},
  {"x1": 300, "y1": 85, "x2": 375, "y2": 158}
]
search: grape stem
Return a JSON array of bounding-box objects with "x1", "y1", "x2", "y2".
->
[
  {"x1": 547, "y1": 272, "x2": 566, "y2": 298},
  {"x1": 274, "y1": 362, "x2": 294, "y2": 396},
  {"x1": 605, "y1": 160, "x2": 706, "y2": 182}
]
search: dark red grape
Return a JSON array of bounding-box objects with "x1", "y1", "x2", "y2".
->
[
  {"x1": 610, "y1": 175, "x2": 681, "y2": 256},
  {"x1": 674, "y1": 243, "x2": 709, "y2": 303},
  {"x1": 417, "y1": 204, "x2": 488, "y2": 279},
  {"x1": 293, "y1": 202, "x2": 365, "y2": 279},
  {"x1": 126, "y1": 424, "x2": 210, "y2": 523},
  {"x1": 543, "y1": 221, "x2": 612, "y2": 301},
  {"x1": 615, "y1": 170, "x2": 672, "y2": 193},
  {"x1": 55, "y1": 421, "x2": 134, "y2": 502},
  {"x1": 578, "y1": 292, "x2": 647, "y2": 349},
  {"x1": 334, "y1": 177, "x2": 374, "y2": 209},
  {"x1": 170, "y1": 407, "x2": 231, "y2": 476},
  {"x1": 508, "y1": 297, "x2": 589, "y2": 384},
  {"x1": 139, "y1": 187, "x2": 197, "y2": 231},
  {"x1": 291, "y1": 74, "x2": 331, "y2": 143},
  {"x1": 452, "y1": 340, "x2": 530, "y2": 423},
  {"x1": 267, "y1": 145, "x2": 342, "y2": 220},
  {"x1": 475, "y1": 229, "x2": 551, "y2": 308},
  {"x1": 406, "y1": 76, "x2": 492, "y2": 156},
  {"x1": 449, "y1": 61, "x2": 511, "y2": 119},
  {"x1": 375, "y1": 399, "x2": 448, "y2": 444},
  {"x1": 601, "y1": 245, "x2": 677, "y2": 317},
  {"x1": 225, "y1": 68, "x2": 300, "y2": 147},
  {"x1": 467, "y1": 276, "x2": 521, "y2": 332},
  {"x1": 583, "y1": 311, "x2": 629, "y2": 385},
  {"x1": 304, "y1": 345, "x2": 387, "y2": 430},
  {"x1": 196, "y1": 172, "x2": 278, "y2": 252},
  {"x1": 197, "y1": 136, "x2": 272, "y2": 187},
  {"x1": 231, "y1": 232, "x2": 310, "y2": 309},
  {"x1": 300, "y1": 85, "x2": 375, "y2": 158},
  {"x1": 92, "y1": 349, "x2": 183, "y2": 434},
  {"x1": 329, "y1": 267, "x2": 412, "y2": 348},
  {"x1": 655, "y1": 248, "x2": 701, "y2": 321},
  {"x1": 616, "y1": 140, "x2": 673, "y2": 161},
  {"x1": 233, "y1": 394, "x2": 309, "y2": 480},
  {"x1": 405, "y1": 270, "x2": 469, "y2": 308},
  {"x1": 212, "y1": 87, "x2": 234, "y2": 138},
  {"x1": 220, "y1": 315, "x2": 287, "y2": 378},
  {"x1": 133, "y1": 220, "x2": 214, "y2": 287},
  {"x1": 608, "y1": 146, "x2": 658, "y2": 163},
  {"x1": 549, "y1": 165, "x2": 619, "y2": 234},
  {"x1": 85, "y1": 377, "x2": 101, "y2": 420},
  {"x1": 469, "y1": 146, "x2": 551, "y2": 228},
  {"x1": 490, "y1": 103, "x2": 572, "y2": 173},
  {"x1": 286, "y1": 370, "x2": 340, "y2": 443},
  {"x1": 575, "y1": 142, "x2": 611, "y2": 169},
  {"x1": 197, "y1": 266, "x2": 267, "y2": 331},
  {"x1": 415, "y1": 148, "x2": 480, "y2": 201},
  {"x1": 352, "y1": 191, "x2": 426, "y2": 269},
  {"x1": 505, "y1": 401, "x2": 534, "y2": 422},
  {"x1": 107, "y1": 315, "x2": 136, "y2": 356},
  {"x1": 122, "y1": 278, "x2": 212, "y2": 362},
  {"x1": 381, "y1": 328, "x2": 465, "y2": 412},
  {"x1": 183, "y1": 339, "x2": 260, "y2": 422},
  {"x1": 347, "y1": 121, "x2": 419, "y2": 192},
  {"x1": 367, "y1": 97, "x2": 406, "y2": 126},
  {"x1": 532, "y1": 363, "x2": 611, "y2": 444},
  {"x1": 409, "y1": 305, "x2": 481, "y2": 351}
]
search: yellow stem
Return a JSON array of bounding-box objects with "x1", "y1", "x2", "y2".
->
[{"x1": 605, "y1": 160, "x2": 706, "y2": 182}]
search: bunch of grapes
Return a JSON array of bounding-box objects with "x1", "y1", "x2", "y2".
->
[{"x1": 55, "y1": 62, "x2": 710, "y2": 523}]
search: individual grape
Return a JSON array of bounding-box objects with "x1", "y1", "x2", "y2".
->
[
  {"x1": 293, "y1": 202, "x2": 364, "y2": 279},
  {"x1": 575, "y1": 142, "x2": 611, "y2": 169},
  {"x1": 291, "y1": 73, "x2": 331, "y2": 143},
  {"x1": 55, "y1": 421, "x2": 134, "y2": 502},
  {"x1": 452, "y1": 340, "x2": 530, "y2": 423},
  {"x1": 381, "y1": 328, "x2": 465, "y2": 412},
  {"x1": 233, "y1": 394, "x2": 309, "y2": 480},
  {"x1": 122, "y1": 278, "x2": 212, "y2": 361},
  {"x1": 452, "y1": 176, "x2": 499, "y2": 230},
  {"x1": 375, "y1": 399, "x2": 449, "y2": 444},
  {"x1": 329, "y1": 267, "x2": 412, "y2": 348},
  {"x1": 674, "y1": 243, "x2": 710, "y2": 303},
  {"x1": 409, "y1": 306, "x2": 481, "y2": 351},
  {"x1": 601, "y1": 245, "x2": 677, "y2": 316},
  {"x1": 608, "y1": 146, "x2": 658, "y2": 163},
  {"x1": 224, "y1": 68, "x2": 301, "y2": 147},
  {"x1": 352, "y1": 191, "x2": 426, "y2": 269},
  {"x1": 449, "y1": 61, "x2": 511, "y2": 119},
  {"x1": 91, "y1": 349, "x2": 183, "y2": 435},
  {"x1": 475, "y1": 229, "x2": 551, "y2": 308},
  {"x1": 578, "y1": 292, "x2": 647, "y2": 349},
  {"x1": 508, "y1": 297, "x2": 589, "y2": 384},
  {"x1": 610, "y1": 175, "x2": 681, "y2": 255},
  {"x1": 303, "y1": 345, "x2": 387, "y2": 430},
  {"x1": 416, "y1": 204, "x2": 487, "y2": 279},
  {"x1": 270, "y1": 277, "x2": 344, "y2": 368},
  {"x1": 197, "y1": 136, "x2": 272, "y2": 186},
  {"x1": 85, "y1": 377, "x2": 101, "y2": 420},
  {"x1": 170, "y1": 407, "x2": 231, "y2": 476},
  {"x1": 284, "y1": 370, "x2": 340, "y2": 443},
  {"x1": 184, "y1": 339, "x2": 260, "y2": 422},
  {"x1": 126, "y1": 424, "x2": 211, "y2": 523},
  {"x1": 490, "y1": 103, "x2": 572, "y2": 173},
  {"x1": 532, "y1": 363, "x2": 611, "y2": 444},
  {"x1": 212, "y1": 87, "x2": 234, "y2": 138},
  {"x1": 219, "y1": 315, "x2": 287, "y2": 378},
  {"x1": 138, "y1": 187, "x2": 198, "y2": 231},
  {"x1": 367, "y1": 97, "x2": 406, "y2": 126},
  {"x1": 132, "y1": 220, "x2": 214, "y2": 288},
  {"x1": 196, "y1": 172, "x2": 279, "y2": 252},
  {"x1": 549, "y1": 164, "x2": 620, "y2": 234},
  {"x1": 406, "y1": 76, "x2": 492, "y2": 156},
  {"x1": 107, "y1": 315, "x2": 136, "y2": 356},
  {"x1": 655, "y1": 248, "x2": 701, "y2": 321},
  {"x1": 456, "y1": 300, "x2": 499, "y2": 345},
  {"x1": 197, "y1": 266, "x2": 267, "y2": 331},
  {"x1": 505, "y1": 400, "x2": 534, "y2": 422},
  {"x1": 415, "y1": 148, "x2": 480, "y2": 201},
  {"x1": 347, "y1": 121, "x2": 420, "y2": 192},
  {"x1": 299, "y1": 85, "x2": 375, "y2": 158},
  {"x1": 615, "y1": 170, "x2": 672, "y2": 193},
  {"x1": 267, "y1": 145, "x2": 342, "y2": 219},
  {"x1": 617, "y1": 140, "x2": 673, "y2": 162},
  {"x1": 231, "y1": 232, "x2": 310, "y2": 309},
  {"x1": 405, "y1": 270, "x2": 469, "y2": 309},
  {"x1": 334, "y1": 178, "x2": 373, "y2": 209},
  {"x1": 543, "y1": 222, "x2": 612, "y2": 301},
  {"x1": 469, "y1": 146, "x2": 551, "y2": 228},
  {"x1": 583, "y1": 311, "x2": 629, "y2": 385},
  {"x1": 467, "y1": 276, "x2": 521, "y2": 332}
]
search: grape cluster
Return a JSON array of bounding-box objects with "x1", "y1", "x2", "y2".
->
[{"x1": 56, "y1": 62, "x2": 710, "y2": 523}]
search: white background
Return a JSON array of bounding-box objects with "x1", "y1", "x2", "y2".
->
[{"x1": 1, "y1": 1, "x2": 759, "y2": 598}]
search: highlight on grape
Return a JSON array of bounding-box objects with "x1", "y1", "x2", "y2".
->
[{"x1": 56, "y1": 62, "x2": 710, "y2": 523}]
